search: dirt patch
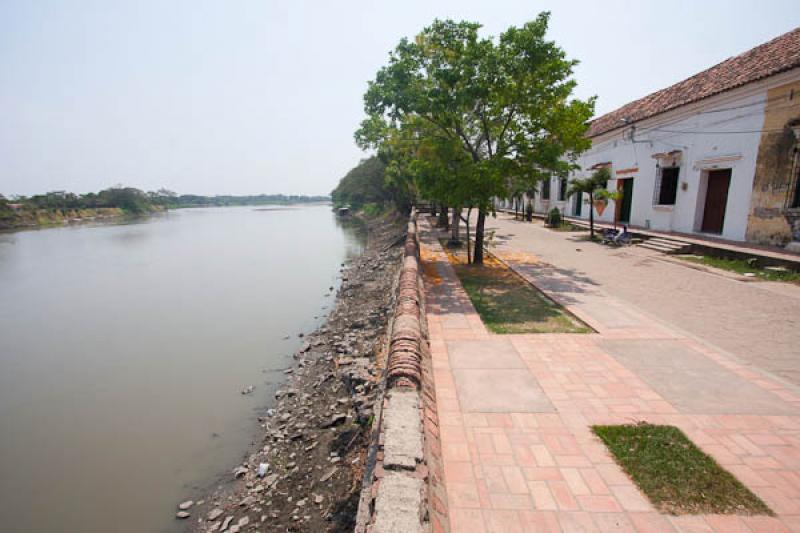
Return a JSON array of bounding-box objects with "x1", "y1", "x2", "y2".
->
[{"x1": 187, "y1": 211, "x2": 406, "y2": 532}]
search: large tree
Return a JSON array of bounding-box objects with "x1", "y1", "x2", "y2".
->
[{"x1": 356, "y1": 13, "x2": 594, "y2": 263}]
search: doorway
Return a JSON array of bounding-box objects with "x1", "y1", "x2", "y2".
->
[
  {"x1": 701, "y1": 169, "x2": 731, "y2": 234},
  {"x1": 616, "y1": 178, "x2": 634, "y2": 224},
  {"x1": 574, "y1": 192, "x2": 582, "y2": 216}
]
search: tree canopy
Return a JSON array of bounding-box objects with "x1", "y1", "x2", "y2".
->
[
  {"x1": 331, "y1": 156, "x2": 412, "y2": 212},
  {"x1": 355, "y1": 13, "x2": 594, "y2": 262}
]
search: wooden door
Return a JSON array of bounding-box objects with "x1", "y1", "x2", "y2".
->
[
  {"x1": 701, "y1": 169, "x2": 731, "y2": 234},
  {"x1": 616, "y1": 179, "x2": 634, "y2": 223}
]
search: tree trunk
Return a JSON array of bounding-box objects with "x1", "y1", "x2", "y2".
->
[
  {"x1": 430, "y1": 203, "x2": 437, "y2": 217},
  {"x1": 589, "y1": 194, "x2": 594, "y2": 239},
  {"x1": 465, "y1": 207, "x2": 472, "y2": 263},
  {"x1": 438, "y1": 204, "x2": 449, "y2": 229},
  {"x1": 474, "y1": 209, "x2": 486, "y2": 264},
  {"x1": 450, "y1": 206, "x2": 461, "y2": 243}
]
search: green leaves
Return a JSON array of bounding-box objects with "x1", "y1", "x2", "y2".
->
[
  {"x1": 358, "y1": 12, "x2": 593, "y2": 194},
  {"x1": 355, "y1": 12, "x2": 595, "y2": 258},
  {"x1": 567, "y1": 167, "x2": 611, "y2": 198}
]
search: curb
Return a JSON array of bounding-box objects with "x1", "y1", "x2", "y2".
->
[{"x1": 355, "y1": 209, "x2": 448, "y2": 533}]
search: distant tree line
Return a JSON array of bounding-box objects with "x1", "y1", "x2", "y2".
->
[
  {"x1": 2, "y1": 187, "x2": 156, "y2": 214},
  {"x1": 0, "y1": 187, "x2": 329, "y2": 215},
  {"x1": 0, "y1": 187, "x2": 330, "y2": 229},
  {"x1": 152, "y1": 190, "x2": 329, "y2": 209}
]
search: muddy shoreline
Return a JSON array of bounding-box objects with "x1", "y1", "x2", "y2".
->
[{"x1": 184, "y1": 211, "x2": 405, "y2": 533}]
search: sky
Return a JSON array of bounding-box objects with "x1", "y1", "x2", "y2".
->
[{"x1": 1, "y1": 1, "x2": 799, "y2": 197}]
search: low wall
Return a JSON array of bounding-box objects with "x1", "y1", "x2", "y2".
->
[{"x1": 355, "y1": 210, "x2": 449, "y2": 533}]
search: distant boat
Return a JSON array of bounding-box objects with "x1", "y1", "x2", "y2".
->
[{"x1": 337, "y1": 207, "x2": 351, "y2": 217}]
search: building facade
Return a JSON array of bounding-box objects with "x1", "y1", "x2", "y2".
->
[{"x1": 517, "y1": 28, "x2": 800, "y2": 249}]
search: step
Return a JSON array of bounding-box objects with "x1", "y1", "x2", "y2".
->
[
  {"x1": 647, "y1": 237, "x2": 690, "y2": 247},
  {"x1": 638, "y1": 241, "x2": 686, "y2": 253},
  {"x1": 644, "y1": 241, "x2": 687, "y2": 251}
]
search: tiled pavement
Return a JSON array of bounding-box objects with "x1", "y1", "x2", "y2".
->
[{"x1": 419, "y1": 217, "x2": 800, "y2": 532}]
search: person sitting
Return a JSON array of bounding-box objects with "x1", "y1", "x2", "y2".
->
[
  {"x1": 613, "y1": 225, "x2": 631, "y2": 245},
  {"x1": 601, "y1": 227, "x2": 618, "y2": 244}
]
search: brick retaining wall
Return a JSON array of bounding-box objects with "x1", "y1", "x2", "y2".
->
[{"x1": 355, "y1": 210, "x2": 449, "y2": 533}]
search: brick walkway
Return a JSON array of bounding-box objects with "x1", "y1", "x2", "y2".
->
[
  {"x1": 419, "y1": 217, "x2": 800, "y2": 532},
  {"x1": 484, "y1": 213, "x2": 800, "y2": 387}
]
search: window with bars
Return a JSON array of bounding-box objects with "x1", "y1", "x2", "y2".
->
[
  {"x1": 542, "y1": 178, "x2": 551, "y2": 200},
  {"x1": 791, "y1": 148, "x2": 800, "y2": 209},
  {"x1": 653, "y1": 166, "x2": 680, "y2": 206}
]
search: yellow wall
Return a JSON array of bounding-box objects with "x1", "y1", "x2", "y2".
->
[{"x1": 745, "y1": 80, "x2": 800, "y2": 245}]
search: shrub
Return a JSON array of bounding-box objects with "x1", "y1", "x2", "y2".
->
[
  {"x1": 546, "y1": 207, "x2": 562, "y2": 227},
  {"x1": 361, "y1": 203, "x2": 383, "y2": 217}
]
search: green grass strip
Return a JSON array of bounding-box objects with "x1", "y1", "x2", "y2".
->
[
  {"x1": 678, "y1": 255, "x2": 800, "y2": 282},
  {"x1": 441, "y1": 241, "x2": 591, "y2": 334},
  {"x1": 592, "y1": 423, "x2": 773, "y2": 515}
]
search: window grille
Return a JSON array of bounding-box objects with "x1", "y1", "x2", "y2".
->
[
  {"x1": 558, "y1": 178, "x2": 567, "y2": 201},
  {"x1": 790, "y1": 147, "x2": 800, "y2": 209},
  {"x1": 542, "y1": 178, "x2": 551, "y2": 200},
  {"x1": 653, "y1": 166, "x2": 680, "y2": 206}
]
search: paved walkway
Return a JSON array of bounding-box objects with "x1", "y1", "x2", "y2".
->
[
  {"x1": 419, "y1": 216, "x2": 800, "y2": 532},
  {"x1": 499, "y1": 208, "x2": 800, "y2": 266},
  {"x1": 483, "y1": 213, "x2": 800, "y2": 387}
]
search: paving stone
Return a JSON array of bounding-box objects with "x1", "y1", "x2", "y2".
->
[
  {"x1": 372, "y1": 473, "x2": 424, "y2": 533},
  {"x1": 452, "y1": 368, "x2": 554, "y2": 413},
  {"x1": 601, "y1": 339, "x2": 796, "y2": 415},
  {"x1": 383, "y1": 389, "x2": 423, "y2": 470}
]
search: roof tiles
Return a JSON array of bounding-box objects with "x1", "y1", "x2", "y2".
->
[{"x1": 587, "y1": 27, "x2": 800, "y2": 138}]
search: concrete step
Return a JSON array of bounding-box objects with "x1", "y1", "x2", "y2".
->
[
  {"x1": 638, "y1": 238, "x2": 692, "y2": 254},
  {"x1": 638, "y1": 242, "x2": 680, "y2": 253},
  {"x1": 647, "y1": 238, "x2": 686, "y2": 249}
]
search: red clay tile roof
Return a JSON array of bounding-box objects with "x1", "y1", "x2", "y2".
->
[{"x1": 587, "y1": 27, "x2": 800, "y2": 138}]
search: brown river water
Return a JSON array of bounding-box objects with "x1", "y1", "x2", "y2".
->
[{"x1": 0, "y1": 204, "x2": 365, "y2": 533}]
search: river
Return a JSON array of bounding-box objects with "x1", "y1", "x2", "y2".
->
[{"x1": 0, "y1": 204, "x2": 365, "y2": 533}]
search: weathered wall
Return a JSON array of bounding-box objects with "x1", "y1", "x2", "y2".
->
[
  {"x1": 571, "y1": 86, "x2": 767, "y2": 241},
  {"x1": 356, "y1": 210, "x2": 448, "y2": 533},
  {"x1": 745, "y1": 80, "x2": 800, "y2": 245}
]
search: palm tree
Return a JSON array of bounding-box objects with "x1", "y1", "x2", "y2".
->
[
  {"x1": 567, "y1": 167, "x2": 611, "y2": 239},
  {"x1": 595, "y1": 188, "x2": 625, "y2": 230}
]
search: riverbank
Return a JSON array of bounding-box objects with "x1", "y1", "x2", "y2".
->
[
  {"x1": 185, "y1": 210, "x2": 406, "y2": 532},
  {"x1": 0, "y1": 206, "x2": 143, "y2": 230}
]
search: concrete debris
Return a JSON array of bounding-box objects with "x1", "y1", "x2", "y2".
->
[{"x1": 178, "y1": 500, "x2": 194, "y2": 510}]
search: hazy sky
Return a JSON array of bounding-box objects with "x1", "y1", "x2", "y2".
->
[{"x1": 1, "y1": 1, "x2": 799, "y2": 197}]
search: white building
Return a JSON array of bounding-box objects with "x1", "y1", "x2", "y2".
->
[{"x1": 525, "y1": 27, "x2": 800, "y2": 247}]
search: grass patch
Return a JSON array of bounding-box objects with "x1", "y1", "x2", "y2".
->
[
  {"x1": 677, "y1": 255, "x2": 800, "y2": 283},
  {"x1": 441, "y1": 240, "x2": 591, "y2": 334},
  {"x1": 592, "y1": 423, "x2": 773, "y2": 516},
  {"x1": 549, "y1": 221, "x2": 588, "y2": 232}
]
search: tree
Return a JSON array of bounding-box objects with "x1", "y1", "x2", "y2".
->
[
  {"x1": 595, "y1": 187, "x2": 624, "y2": 229},
  {"x1": 567, "y1": 167, "x2": 610, "y2": 239},
  {"x1": 96, "y1": 187, "x2": 151, "y2": 214},
  {"x1": 356, "y1": 13, "x2": 594, "y2": 263},
  {"x1": 331, "y1": 156, "x2": 405, "y2": 211}
]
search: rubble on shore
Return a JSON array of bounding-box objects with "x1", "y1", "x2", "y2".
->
[{"x1": 187, "y1": 211, "x2": 405, "y2": 533}]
